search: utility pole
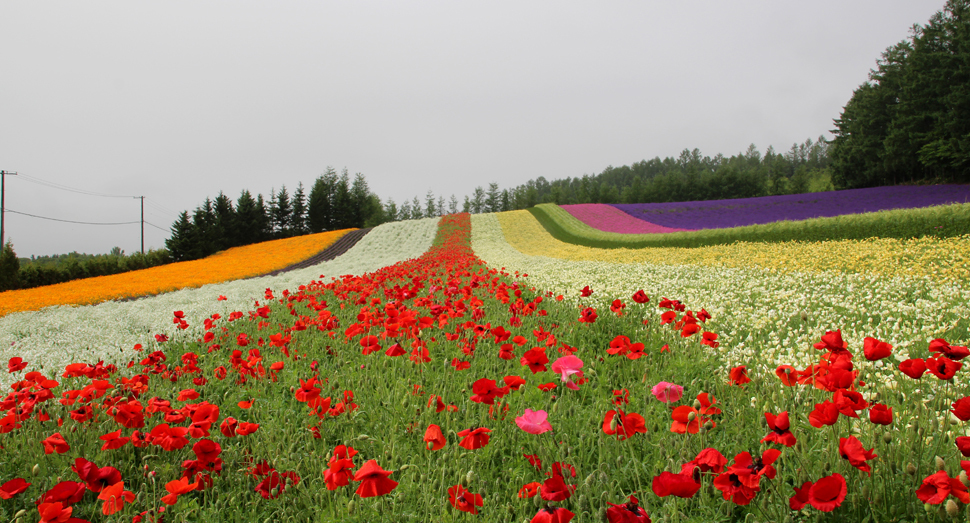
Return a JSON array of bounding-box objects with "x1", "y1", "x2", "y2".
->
[
  {"x1": 1, "y1": 170, "x2": 17, "y2": 247},
  {"x1": 136, "y1": 195, "x2": 144, "y2": 254}
]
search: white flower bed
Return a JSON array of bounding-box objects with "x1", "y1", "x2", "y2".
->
[
  {"x1": 471, "y1": 213, "x2": 970, "y2": 384},
  {"x1": 0, "y1": 218, "x2": 438, "y2": 385}
]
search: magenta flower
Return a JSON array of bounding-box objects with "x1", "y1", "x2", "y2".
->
[
  {"x1": 651, "y1": 382, "x2": 683, "y2": 403},
  {"x1": 515, "y1": 409, "x2": 553, "y2": 435},
  {"x1": 551, "y1": 355, "x2": 584, "y2": 390}
]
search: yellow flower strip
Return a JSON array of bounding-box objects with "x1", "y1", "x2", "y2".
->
[
  {"x1": 0, "y1": 229, "x2": 353, "y2": 317},
  {"x1": 496, "y1": 210, "x2": 970, "y2": 284}
]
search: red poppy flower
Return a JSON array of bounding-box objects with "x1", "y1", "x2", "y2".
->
[
  {"x1": 681, "y1": 323, "x2": 701, "y2": 337},
  {"x1": 470, "y1": 378, "x2": 510, "y2": 405},
  {"x1": 353, "y1": 460, "x2": 398, "y2": 498},
  {"x1": 775, "y1": 365, "x2": 798, "y2": 386},
  {"x1": 147, "y1": 424, "x2": 189, "y2": 451},
  {"x1": 832, "y1": 388, "x2": 868, "y2": 417},
  {"x1": 448, "y1": 484, "x2": 483, "y2": 514},
  {"x1": 807, "y1": 473, "x2": 846, "y2": 511},
  {"x1": 423, "y1": 424, "x2": 446, "y2": 451},
  {"x1": 539, "y1": 474, "x2": 576, "y2": 501},
  {"x1": 862, "y1": 337, "x2": 893, "y2": 361},
  {"x1": 518, "y1": 482, "x2": 540, "y2": 498},
  {"x1": 524, "y1": 454, "x2": 542, "y2": 470},
  {"x1": 7, "y1": 357, "x2": 27, "y2": 373},
  {"x1": 42, "y1": 432, "x2": 70, "y2": 454},
  {"x1": 916, "y1": 470, "x2": 970, "y2": 505},
  {"x1": 610, "y1": 299, "x2": 626, "y2": 316},
  {"x1": 631, "y1": 290, "x2": 649, "y2": 304},
  {"x1": 808, "y1": 400, "x2": 840, "y2": 428},
  {"x1": 457, "y1": 427, "x2": 491, "y2": 450},
  {"x1": 385, "y1": 343, "x2": 407, "y2": 357},
  {"x1": 602, "y1": 409, "x2": 647, "y2": 440},
  {"x1": 503, "y1": 375, "x2": 526, "y2": 390},
  {"x1": 651, "y1": 471, "x2": 700, "y2": 498},
  {"x1": 899, "y1": 358, "x2": 927, "y2": 379},
  {"x1": 72, "y1": 457, "x2": 122, "y2": 492},
  {"x1": 789, "y1": 481, "x2": 813, "y2": 510},
  {"x1": 39, "y1": 481, "x2": 86, "y2": 506},
  {"x1": 927, "y1": 355, "x2": 962, "y2": 380},
  {"x1": 520, "y1": 347, "x2": 549, "y2": 374},
  {"x1": 236, "y1": 422, "x2": 260, "y2": 436},
  {"x1": 683, "y1": 448, "x2": 727, "y2": 475},
  {"x1": 537, "y1": 382, "x2": 557, "y2": 392},
  {"x1": 161, "y1": 476, "x2": 199, "y2": 505},
  {"x1": 580, "y1": 285, "x2": 593, "y2": 297},
  {"x1": 868, "y1": 403, "x2": 893, "y2": 425},
  {"x1": 531, "y1": 506, "x2": 575, "y2": 523},
  {"x1": 729, "y1": 366, "x2": 751, "y2": 386},
  {"x1": 670, "y1": 393, "x2": 719, "y2": 434},
  {"x1": 928, "y1": 338, "x2": 970, "y2": 361},
  {"x1": 324, "y1": 445, "x2": 358, "y2": 490},
  {"x1": 813, "y1": 330, "x2": 848, "y2": 353},
  {"x1": 701, "y1": 331, "x2": 719, "y2": 348},
  {"x1": 578, "y1": 307, "x2": 598, "y2": 323},
  {"x1": 951, "y1": 397, "x2": 970, "y2": 421},
  {"x1": 606, "y1": 494, "x2": 650, "y2": 523},
  {"x1": 761, "y1": 411, "x2": 796, "y2": 447},
  {"x1": 98, "y1": 481, "x2": 136, "y2": 515},
  {"x1": 607, "y1": 335, "x2": 632, "y2": 356},
  {"x1": 838, "y1": 435, "x2": 877, "y2": 475},
  {"x1": 113, "y1": 400, "x2": 146, "y2": 429},
  {"x1": 0, "y1": 478, "x2": 29, "y2": 500},
  {"x1": 957, "y1": 437, "x2": 970, "y2": 457}
]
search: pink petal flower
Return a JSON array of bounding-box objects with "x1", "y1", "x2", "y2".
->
[
  {"x1": 515, "y1": 409, "x2": 553, "y2": 435},
  {"x1": 551, "y1": 356, "x2": 584, "y2": 389},
  {"x1": 651, "y1": 381, "x2": 683, "y2": 403}
]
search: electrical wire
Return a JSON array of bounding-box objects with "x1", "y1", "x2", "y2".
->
[
  {"x1": 15, "y1": 173, "x2": 139, "y2": 199},
  {"x1": 5, "y1": 208, "x2": 141, "y2": 226}
]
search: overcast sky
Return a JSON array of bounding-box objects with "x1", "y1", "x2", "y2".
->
[{"x1": 0, "y1": 1, "x2": 943, "y2": 257}]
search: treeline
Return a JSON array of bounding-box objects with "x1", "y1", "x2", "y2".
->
[
  {"x1": 0, "y1": 243, "x2": 171, "y2": 292},
  {"x1": 389, "y1": 138, "x2": 834, "y2": 217},
  {"x1": 831, "y1": 0, "x2": 970, "y2": 188},
  {"x1": 166, "y1": 167, "x2": 385, "y2": 262}
]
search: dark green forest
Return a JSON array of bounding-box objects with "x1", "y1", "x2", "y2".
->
[
  {"x1": 830, "y1": 0, "x2": 970, "y2": 187},
  {"x1": 165, "y1": 167, "x2": 384, "y2": 262}
]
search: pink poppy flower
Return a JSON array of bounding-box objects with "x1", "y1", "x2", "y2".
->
[
  {"x1": 652, "y1": 382, "x2": 683, "y2": 403},
  {"x1": 551, "y1": 356, "x2": 584, "y2": 390},
  {"x1": 515, "y1": 409, "x2": 553, "y2": 435}
]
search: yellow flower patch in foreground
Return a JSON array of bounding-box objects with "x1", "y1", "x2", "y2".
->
[
  {"x1": 0, "y1": 229, "x2": 353, "y2": 317},
  {"x1": 497, "y1": 210, "x2": 970, "y2": 283}
]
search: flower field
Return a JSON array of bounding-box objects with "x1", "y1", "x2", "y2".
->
[
  {"x1": 1, "y1": 206, "x2": 970, "y2": 522},
  {"x1": 0, "y1": 218, "x2": 439, "y2": 390},
  {"x1": 611, "y1": 185, "x2": 970, "y2": 230},
  {"x1": 0, "y1": 229, "x2": 356, "y2": 318},
  {"x1": 559, "y1": 204, "x2": 692, "y2": 234}
]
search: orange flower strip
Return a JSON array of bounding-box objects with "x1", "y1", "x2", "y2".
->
[{"x1": 0, "y1": 229, "x2": 352, "y2": 317}]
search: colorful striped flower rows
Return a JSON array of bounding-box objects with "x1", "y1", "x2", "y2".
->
[
  {"x1": 562, "y1": 185, "x2": 970, "y2": 233},
  {"x1": 0, "y1": 218, "x2": 440, "y2": 390},
  {"x1": 0, "y1": 229, "x2": 355, "y2": 318}
]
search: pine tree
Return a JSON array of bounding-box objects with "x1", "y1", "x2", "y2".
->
[
  {"x1": 166, "y1": 211, "x2": 194, "y2": 262},
  {"x1": 308, "y1": 168, "x2": 337, "y2": 233},
  {"x1": 0, "y1": 241, "x2": 20, "y2": 291},
  {"x1": 350, "y1": 173, "x2": 370, "y2": 227},
  {"x1": 272, "y1": 185, "x2": 293, "y2": 237},
  {"x1": 292, "y1": 182, "x2": 308, "y2": 235},
  {"x1": 212, "y1": 192, "x2": 235, "y2": 251},
  {"x1": 333, "y1": 170, "x2": 352, "y2": 229},
  {"x1": 234, "y1": 190, "x2": 261, "y2": 247}
]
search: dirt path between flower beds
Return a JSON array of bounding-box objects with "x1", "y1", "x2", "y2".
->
[
  {"x1": 114, "y1": 229, "x2": 372, "y2": 303},
  {"x1": 259, "y1": 227, "x2": 372, "y2": 276}
]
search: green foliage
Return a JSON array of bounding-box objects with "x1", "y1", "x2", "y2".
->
[
  {"x1": 0, "y1": 241, "x2": 20, "y2": 291},
  {"x1": 528, "y1": 201, "x2": 970, "y2": 249},
  {"x1": 831, "y1": 0, "x2": 970, "y2": 187},
  {"x1": 14, "y1": 247, "x2": 171, "y2": 290}
]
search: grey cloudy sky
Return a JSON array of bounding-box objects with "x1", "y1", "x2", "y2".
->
[{"x1": 0, "y1": 1, "x2": 943, "y2": 257}]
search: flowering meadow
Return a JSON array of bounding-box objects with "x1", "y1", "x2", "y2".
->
[
  {"x1": 1, "y1": 205, "x2": 970, "y2": 522},
  {"x1": 611, "y1": 185, "x2": 970, "y2": 230},
  {"x1": 0, "y1": 229, "x2": 355, "y2": 318},
  {"x1": 559, "y1": 205, "x2": 691, "y2": 235},
  {"x1": 0, "y1": 218, "x2": 439, "y2": 390}
]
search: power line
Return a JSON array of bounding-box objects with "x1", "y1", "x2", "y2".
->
[
  {"x1": 144, "y1": 221, "x2": 168, "y2": 232},
  {"x1": 5, "y1": 208, "x2": 141, "y2": 226},
  {"x1": 16, "y1": 173, "x2": 139, "y2": 198}
]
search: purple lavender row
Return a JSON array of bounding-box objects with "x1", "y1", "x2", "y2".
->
[{"x1": 609, "y1": 185, "x2": 970, "y2": 231}]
